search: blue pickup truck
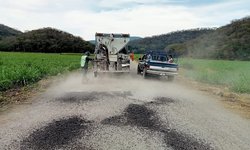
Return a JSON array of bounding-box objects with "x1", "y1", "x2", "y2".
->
[{"x1": 137, "y1": 51, "x2": 178, "y2": 81}]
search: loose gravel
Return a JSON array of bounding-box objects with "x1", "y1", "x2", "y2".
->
[
  {"x1": 56, "y1": 91, "x2": 132, "y2": 103},
  {"x1": 20, "y1": 116, "x2": 92, "y2": 150},
  {"x1": 101, "y1": 103, "x2": 213, "y2": 150},
  {"x1": 149, "y1": 97, "x2": 176, "y2": 105}
]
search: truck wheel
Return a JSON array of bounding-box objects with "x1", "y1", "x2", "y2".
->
[
  {"x1": 143, "y1": 68, "x2": 147, "y2": 79},
  {"x1": 137, "y1": 66, "x2": 141, "y2": 74},
  {"x1": 168, "y1": 76, "x2": 174, "y2": 81}
]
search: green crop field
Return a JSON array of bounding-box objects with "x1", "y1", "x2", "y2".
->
[
  {"x1": 179, "y1": 58, "x2": 250, "y2": 94},
  {"x1": 134, "y1": 54, "x2": 142, "y2": 61},
  {"x1": 0, "y1": 52, "x2": 81, "y2": 91}
]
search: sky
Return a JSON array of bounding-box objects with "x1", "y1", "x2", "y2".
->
[{"x1": 0, "y1": 0, "x2": 249, "y2": 40}]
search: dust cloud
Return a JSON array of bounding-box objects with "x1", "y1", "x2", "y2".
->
[
  {"x1": 46, "y1": 72, "x2": 176, "y2": 103},
  {"x1": 45, "y1": 61, "x2": 190, "y2": 103}
]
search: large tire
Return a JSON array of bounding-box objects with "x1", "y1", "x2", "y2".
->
[
  {"x1": 143, "y1": 68, "x2": 147, "y2": 79},
  {"x1": 137, "y1": 66, "x2": 141, "y2": 75}
]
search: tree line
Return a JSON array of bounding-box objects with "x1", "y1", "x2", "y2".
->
[
  {"x1": 0, "y1": 27, "x2": 94, "y2": 53},
  {"x1": 167, "y1": 17, "x2": 250, "y2": 60},
  {"x1": 129, "y1": 28, "x2": 214, "y2": 52}
]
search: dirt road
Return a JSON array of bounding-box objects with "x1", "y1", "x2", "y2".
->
[{"x1": 1, "y1": 64, "x2": 250, "y2": 150}]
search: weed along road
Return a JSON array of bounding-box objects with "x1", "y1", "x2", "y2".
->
[{"x1": 1, "y1": 69, "x2": 250, "y2": 149}]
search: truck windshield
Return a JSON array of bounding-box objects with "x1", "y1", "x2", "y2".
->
[{"x1": 151, "y1": 55, "x2": 167, "y2": 62}]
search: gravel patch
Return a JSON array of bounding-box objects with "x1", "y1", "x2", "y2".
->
[
  {"x1": 100, "y1": 115, "x2": 126, "y2": 126},
  {"x1": 20, "y1": 116, "x2": 92, "y2": 150},
  {"x1": 101, "y1": 103, "x2": 213, "y2": 150},
  {"x1": 163, "y1": 129, "x2": 212, "y2": 150},
  {"x1": 151, "y1": 97, "x2": 176, "y2": 105},
  {"x1": 56, "y1": 91, "x2": 132, "y2": 103},
  {"x1": 125, "y1": 104, "x2": 159, "y2": 128}
]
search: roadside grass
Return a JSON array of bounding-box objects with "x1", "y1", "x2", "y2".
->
[
  {"x1": 179, "y1": 58, "x2": 250, "y2": 94},
  {"x1": 0, "y1": 52, "x2": 81, "y2": 91}
]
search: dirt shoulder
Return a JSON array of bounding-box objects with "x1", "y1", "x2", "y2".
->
[
  {"x1": 0, "y1": 79, "x2": 49, "y2": 112},
  {"x1": 176, "y1": 75, "x2": 250, "y2": 119},
  {"x1": 0, "y1": 71, "x2": 74, "y2": 112}
]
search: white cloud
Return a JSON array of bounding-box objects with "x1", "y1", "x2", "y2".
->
[{"x1": 0, "y1": 0, "x2": 249, "y2": 40}]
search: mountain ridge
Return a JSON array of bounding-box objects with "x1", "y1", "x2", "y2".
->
[
  {"x1": 0, "y1": 27, "x2": 94, "y2": 53},
  {"x1": 0, "y1": 24, "x2": 22, "y2": 39}
]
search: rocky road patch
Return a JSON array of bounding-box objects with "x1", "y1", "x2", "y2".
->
[
  {"x1": 101, "y1": 103, "x2": 213, "y2": 150},
  {"x1": 20, "y1": 116, "x2": 92, "y2": 150}
]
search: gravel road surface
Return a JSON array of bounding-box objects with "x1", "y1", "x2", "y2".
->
[{"x1": 0, "y1": 63, "x2": 250, "y2": 150}]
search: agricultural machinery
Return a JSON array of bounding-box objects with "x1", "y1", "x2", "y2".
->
[{"x1": 93, "y1": 33, "x2": 130, "y2": 76}]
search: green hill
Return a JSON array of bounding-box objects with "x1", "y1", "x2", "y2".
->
[
  {"x1": 129, "y1": 29, "x2": 214, "y2": 53},
  {"x1": 130, "y1": 36, "x2": 142, "y2": 41},
  {"x1": 88, "y1": 40, "x2": 95, "y2": 45},
  {"x1": 169, "y1": 17, "x2": 250, "y2": 60},
  {"x1": 0, "y1": 27, "x2": 94, "y2": 53},
  {"x1": 0, "y1": 24, "x2": 22, "y2": 40}
]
